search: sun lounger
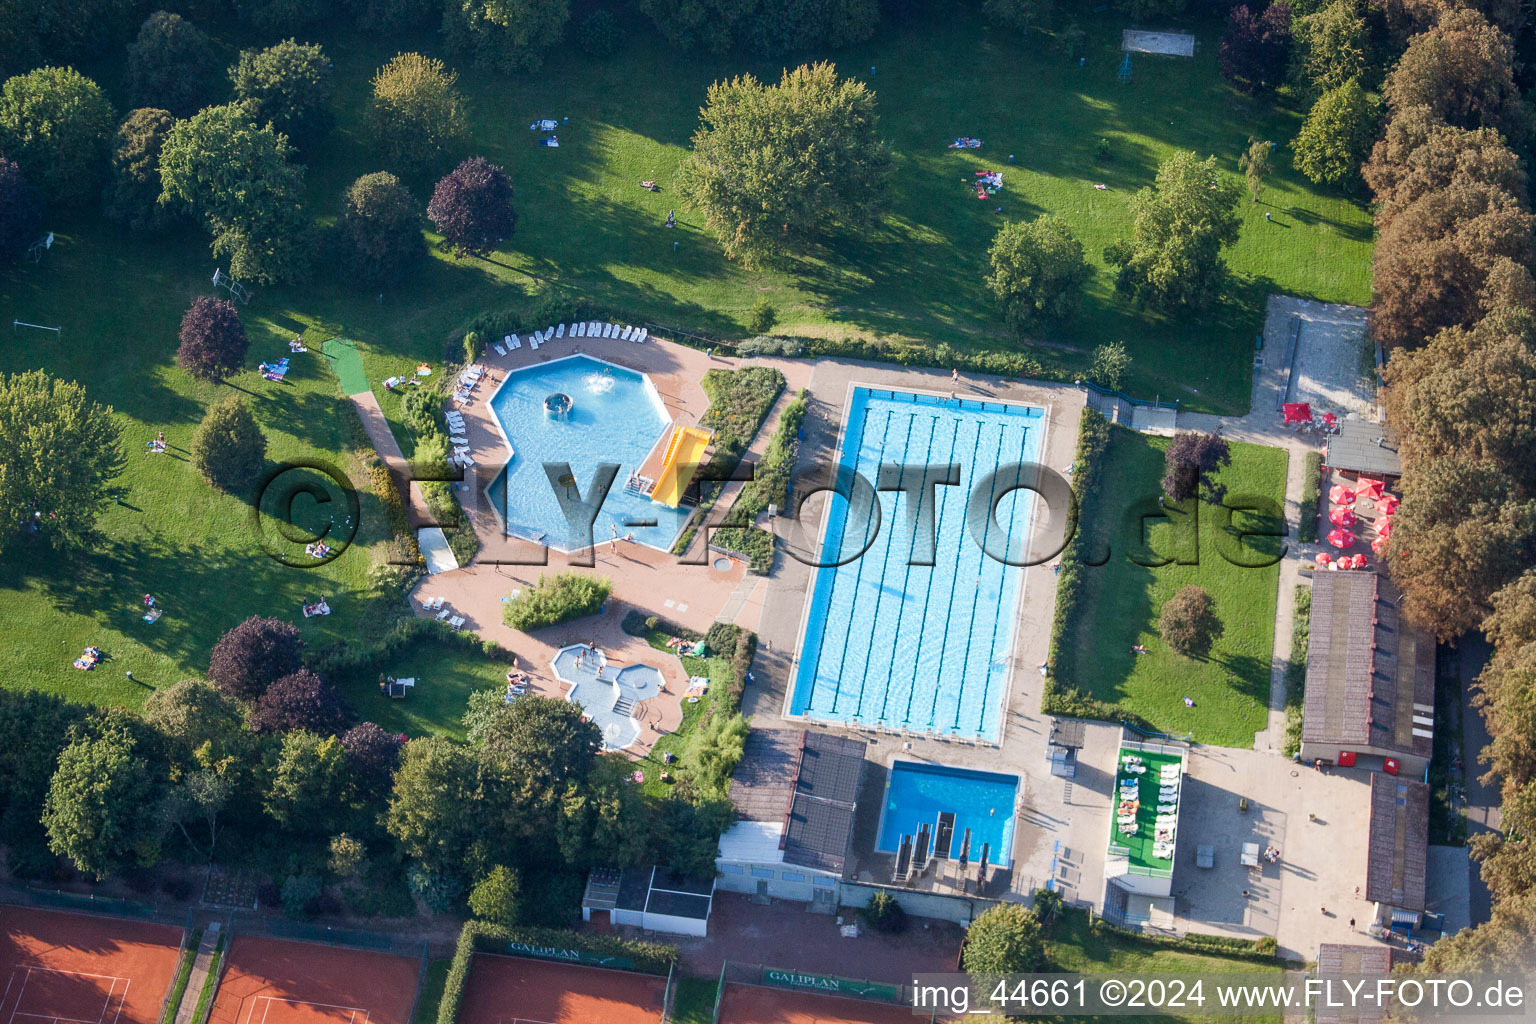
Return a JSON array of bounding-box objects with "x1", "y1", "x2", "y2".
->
[
  {"x1": 635, "y1": 327, "x2": 648, "y2": 342},
  {"x1": 597, "y1": 323, "x2": 609, "y2": 338},
  {"x1": 431, "y1": 595, "x2": 445, "y2": 610},
  {"x1": 454, "y1": 447, "x2": 471, "y2": 458},
  {"x1": 544, "y1": 326, "x2": 555, "y2": 341},
  {"x1": 530, "y1": 333, "x2": 541, "y2": 350},
  {"x1": 572, "y1": 322, "x2": 585, "y2": 337},
  {"x1": 508, "y1": 334, "x2": 521, "y2": 349},
  {"x1": 556, "y1": 323, "x2": 565, "y2": 338},
  {"x1": 436, "y1": 607, "x2": 452, "y2": 620},
  {"x1": 493, "y1": 343, "x2": 505, "y2": 356},
  {"x1": 445, "y1": 413, "x2": 464, "y2": 426},
  {"x1": 448, "y1": 615, "x2": 465, "y2": 628}
]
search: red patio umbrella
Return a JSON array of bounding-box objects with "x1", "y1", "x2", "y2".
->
[
  {"x1": 1314, "y1": 552, "x2": 1333, "y2": 567},
  {"x1": 1350, "y1": 553, "x2": 1368, "y2": 569},
  {"x1": 1321, "y1": 412, "x2": 1339, "y2": 430},
  {"x1": 1357, "y1": 477, "x2": 1385, "y2": 501},
  {"x1": 1376, "y1": 494, "x2": 1399, "y2": 514},
  {"x1": 1282, "y1": 402, "x2": 1312, "y2": 424},
  {"x1": 1377, "y1": 517, "x2": 1393, "y2": 538},
  {"x1": 1329, "y1": 485, "x2": 1356, "y2": 505},
  {"x1": 1327, "y1": 528, "x2": 1356, "y2": 549},
  {"x1": 1371, "y1": 536, "x2": 1388, "y2": 555},
  {"x1": 1329, "y1": 508, "x2": 1357, "y2": 528}
]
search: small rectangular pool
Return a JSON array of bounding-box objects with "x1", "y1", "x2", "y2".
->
[{"x1": 876, "y1": 760, "x2": 1018, "y2": 867}]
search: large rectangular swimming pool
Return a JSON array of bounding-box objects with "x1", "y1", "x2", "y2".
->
[{"x1": 788, "y1": 387, "x2": 1045, "y2": 741}]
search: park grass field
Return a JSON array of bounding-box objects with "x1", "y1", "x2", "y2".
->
[
  {"x1": 1063, "y1": 427, "x2": 1289, "y2": 747},
  {"x1": 0, "y1": 6, "x2": 1365, "y2": 700}
]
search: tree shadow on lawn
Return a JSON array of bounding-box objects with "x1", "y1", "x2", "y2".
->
[{"x1": 1282, "y1": 204, "x2": 1373, "y2": 243}]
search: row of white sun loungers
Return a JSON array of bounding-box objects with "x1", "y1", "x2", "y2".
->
[
  {"x1": 496, "y1": 323, "x2": 648, "y2": 355},
  {"x1": 419, "y1": 594, "x2": 465, "y2": 628},
  {"x1": 443, "y1": 411, "x2": 476, "y2": 468}
]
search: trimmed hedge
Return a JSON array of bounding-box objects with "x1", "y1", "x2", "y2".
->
[
  {"x1": 502, "y1": 572, "x2": 611, "y2": 631},
  {"x1": 1298, "y1": 451, "x2": 1322, "y2": 544},
  {"x1": 713, "y1": 390, "x2": 806, "y2": 573},
  {"x1": 308, "y1": 614, "x2": 510, "y2": 676},
  {"x1": 1041, "y1": 409, "x2": 1157, "y2": 728},
  {"x1": 1089, "y1": 915, "x2": 1282, "y2": 964},
  {"x1": 438, "y1": 921, "x2": 677, "y2": 1024},
  {"x1": 672, "y1": 368, "x2": 786, "y2": 557},
  {"x1": 1282, "y1": 585, "x2": 1311, "y2": 757}
]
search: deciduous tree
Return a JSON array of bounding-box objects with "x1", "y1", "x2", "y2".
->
[
  {"x1": 985, "y1": 216, "x2": 1090, "y2": 333},
  {"x1": 0, "y1": 66, "x2": 115, "y2": 206},
  {"x1": 442, "y1": 0, "x2": 570, "y2": 74},
  {"x1": 1364, "y1": 108, "x2": 1526, "y2": 229},
  {"x1": 158, "y1": 104, "x2": 312, "y2": 284},
  {"x1": 103, "y1": 108, "x2": 178, "y2": 232},
  {"x1": 962, "y1": 904, "x2": 1046, "y2": 976},
  {"x1": 208, "y1": 616, "x2": 304, "y2": 701},
  {"x1": 176, "y1": 296, "x2": 249, "y2": 383},
  {"x1": 1158, "y1": 584, "x2": 1224, "y2": 659},
  {"x1": 427, "y1": 157, "x2": 516, "y2": 257},
  {"x1": 0, "y1": 370, "x2": 123, "y2": 550},
  {"x1": 1238, "y1": 138, "x2": 1273, "y2": 201},
  {"x1": 1290, "y1": 0, "x2": 1368, "y2": 93},
  {"x1": 230, "y1": 40, "x2": 334, "y2": 147},
  {"x1": 1384, "y1": 309, "x2": 1536, "y2": 488},
  {"x1": 1388, "y1": 458, "x2": 1536, "y2": 638},
  {"x1": 191, "y1": 394, "x2": 267, "y2": 494},
  {"x1": 1219, "y1": 3, "x2": 1292, "y2": 93},
  {"x1": 142, "y1": 679, "x2": 246, "y2": 756},
  {"x1": 467, "y1": 864, "x2": 521, "y2": 924},
  {"x1": 233, "y1": 0, "x2": 332, "y2": 31},
  {"x1": 335, "y1": 172, "x2": 424, "y2": 286},
  {"x1": 340, "y1": 722, "x2": 406, "y2": 800},
  {"x1": 1293, "y1": 79, "x2": 1378, "y2": 187},
  {"x1": 42, "y1": 714, "x2": 168, "y2": 879},
  {"x1": 1105, "y1": 152, "x2": 1242, "y2": 310},
  {"x1": 387, "y1": 737, "x2": 485, "y2": 874},
  {"x1": 1162, "y1": 431, "x2": 1231, "y2": 502},
  {"x1": 124, "y1": 12, "x2": 220, "y2": 116},
  {"x1": 367, "y1": 53, "x2": 470, "y2": 177},
  {"x1": 680, "y1": 63, "x2": 893, "y2": 266},
  {"x1": 1383, "y1": 7, "x2": 1526, "y2": 140},
  {"x1": 250, "y1": 670, "x2": 354, "y2": 735},
  {"x1": 264, "y1": 731, "x2": 354, "y2": 835}
]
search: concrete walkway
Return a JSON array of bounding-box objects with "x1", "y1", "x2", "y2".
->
[{"x1": 172, "y1": 921, "x2": 224, "y2": 1024}]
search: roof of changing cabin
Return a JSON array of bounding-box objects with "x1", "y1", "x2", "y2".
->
[{"x1": 727, "y1": 729, "x2": 866, "y2": 874}]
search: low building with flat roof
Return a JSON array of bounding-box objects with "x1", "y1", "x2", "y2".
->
[
  {"x1": 716, "y1": 729, "x2": 866, "y2": 905},
  {"x1": 1301, "y1": 573, "x2": 1434, "y2": 778},
  {"x1": 581, "y1": 865, "x2": 715, "y2": 937},
  {"x1": 1366, "y1": 773, "x2": 1429, "y2": 935},
  {"x1": 1324, "y1": 420, "x2": 1401, "y2": 480}
]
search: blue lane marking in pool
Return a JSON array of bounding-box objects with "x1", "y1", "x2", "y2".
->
[
  {"x1": 877, "y1": 761, "x2": 1019, "y2": 867},
  {"x1": 790, "y1": 388, "x2": 1044, "y2": 741},
  {"x1": 486, "y1": 355, "x2": 693, "y2": 551}
]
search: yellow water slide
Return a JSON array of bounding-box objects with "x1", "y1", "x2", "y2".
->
[{"x1": 650, "y1": 425, "x2": 712, "y2": 508}]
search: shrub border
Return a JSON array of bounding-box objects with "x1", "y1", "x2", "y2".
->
[
  {"x1": 1039, "y1": 412, "x2": 1153, "y2": 729},
  {"x1": 1298, "y1": 451, "x2": 1322, "y2": 544}
]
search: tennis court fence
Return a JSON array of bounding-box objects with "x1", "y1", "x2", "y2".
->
[{"x1": 711, "y1": 961, "x2": 927, "y2": 1023}]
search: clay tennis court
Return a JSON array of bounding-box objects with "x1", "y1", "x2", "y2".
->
[
  {"x1": 0, "y1": 905, "x2": 185, "y2": 1024},
  {"x1": 206, "y1": 937, "x2": 418, "y2": 1024},
  {"x1": 458, "y1": 955, "x2": 665, "y2": 1024},
  {"x1": 715, "y1": 983, "x2": 927, "y2": 1024}
]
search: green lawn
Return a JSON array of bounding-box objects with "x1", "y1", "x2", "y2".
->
[
  {"x1": 668, "y1": 977, "x2": 720, "y2": 1024},
  {"x1": 1048, "y1": 910, "x2": 1282, "y2": 1024},
  {"x1": 1, "y1": 5, "x2": 1366, "y2": 701},
  {"x1": 1062, "y1": 427, "x2": 1288, "y2": 746},
  {"x1": 631, "y1": 628, "x2": 735, "y2": 798},
  {"x1": 410, "y1": 960, "x2": 451, "y2": 1024},
  {"x1": 329, "y1": 637, "x2": 510, "y2": 740}
]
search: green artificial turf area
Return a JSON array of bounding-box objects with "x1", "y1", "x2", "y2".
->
[
  {"x1": 1047, "y1": 910, "x2": 1282, "y2": 1024},
  {"x1": 1063, "y1": 427, "x2": 1289, "y2": 746},
  {"x1": 1, "y1": 5, "x2": 1365, "y2": 701},
  {"x1": 1112, "y1": 747, "x2": 1183, "y2": 873}
]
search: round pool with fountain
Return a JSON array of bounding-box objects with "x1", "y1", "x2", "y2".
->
[{"x1": 483, "y1": 355, "x2": 692, "y2": 551}]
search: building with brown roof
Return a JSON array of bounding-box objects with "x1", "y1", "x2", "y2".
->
[
  {"x1": 1366, "y1": 773, "x2": 1429, "y2": 930},
  {"x1": 1300, "y1": 572, "x2": 1435, "y2": 777},
  {"x1": 1316, "y1": 945, "x2": 1394, "y2": 1024},
  {"x1": 715, "y1": 729, "x2": 867, "y2": 905}
]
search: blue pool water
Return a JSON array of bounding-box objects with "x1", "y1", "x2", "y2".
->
[
  {"x1": 877, "y1": 761, "x2": 1018, "y2": 867},
  {"x1": 486, "y1": 355, "x2": 692, "y2": 551},
  {"x1": 789, "y1": 388, "x2": 1045, "y2": 741}
]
